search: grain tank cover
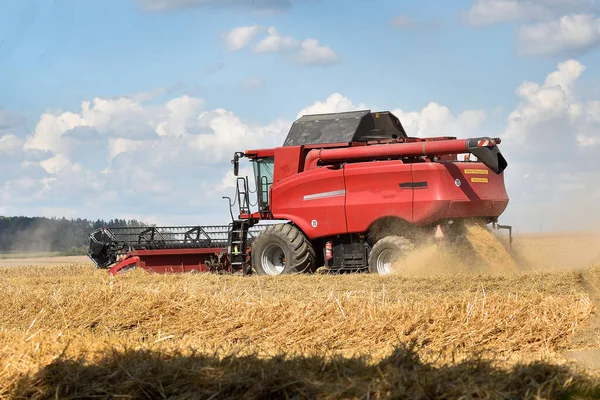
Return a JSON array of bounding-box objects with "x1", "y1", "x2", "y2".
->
[{"x1": 283, "y1": 110, "x2": 408, "y2": 146}]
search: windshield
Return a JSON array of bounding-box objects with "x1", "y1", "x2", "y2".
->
[{"x1": 253, "y1": 157, "x2": 274, "y2": 185}]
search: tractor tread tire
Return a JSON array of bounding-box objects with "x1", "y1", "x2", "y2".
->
[
  {"x1": 368, "y1": 235, "x2": 414, "y2": 275},
  {"x1": 251, "y1": 223, "x2": 316, "y2": 275}
]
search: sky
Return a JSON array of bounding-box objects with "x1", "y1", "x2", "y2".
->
[{"x1": 1, "y1": 0, "x2": 600, "y2": 233}]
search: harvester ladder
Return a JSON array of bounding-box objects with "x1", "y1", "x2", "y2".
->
[
  {"x1": 228, "y1": 220, "x2": 251, "y2": 275},
  {"x1": 236, "y1": 177, "x2": 251, "y2": 215}
]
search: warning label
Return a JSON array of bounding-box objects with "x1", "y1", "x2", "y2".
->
[
  {"x1": 471, "y1": 177, "x2": 488, "y2": 183},
  {"x1": 464, "y1": 169, "x2": 488, "y2": 175}
]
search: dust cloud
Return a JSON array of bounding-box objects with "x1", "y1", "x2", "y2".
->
[{"x1": 391, "y1": 223, "x2": 600, "y2": 277}]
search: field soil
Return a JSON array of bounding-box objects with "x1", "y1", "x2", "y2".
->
[{"x1": 1, "y1": 230, "x2": 600, "y2": 399}]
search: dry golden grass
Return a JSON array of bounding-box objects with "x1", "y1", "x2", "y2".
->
[{"x1": 1, "y1": 259, "x2": 600, "y2": 399}]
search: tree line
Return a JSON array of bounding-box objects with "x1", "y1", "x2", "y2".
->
[{"x1": 0, "y1": 216, "x2": 147, "y2": 254}]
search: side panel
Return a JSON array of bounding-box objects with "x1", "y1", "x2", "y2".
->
[
  {"x1": 411, "y1": 162, "x2": 509, "y2": 225},
  {"x1": 273, "y1": 146, "x2": 303, "y2": 184},
  {"x1": 442, "y1": 162, "x2": 509, "y2": 219},
  {"x1": 270, "y1": 167, "x2": 348, "y2": 239},
  {"x1": 344, "y1": 160, "x2": 413, "y2": 233},
  {"x1": 411, "y1": 163, "x2": 451, "y2": 224}
]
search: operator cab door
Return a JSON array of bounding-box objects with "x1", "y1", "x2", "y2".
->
[
  {"x1": 344, "y1": 161, "x2": 414, "y2": 233},
  {"x1": 252, "y1": 157, "x2": 274, "y2": 213}
]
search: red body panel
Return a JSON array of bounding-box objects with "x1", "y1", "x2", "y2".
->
[
  {"x1": 440, "y1": 162, "x2": 509, "y2": 220},
  {"x1": 411, "y1": 162, "x2": 509, "y2": 224},
  {"x1": 270, "y1": 167, "x2": 347, "y2": 239},
  {"x1": 273, "y1": 146, "x2": 303, "y2": 183},
  {"x1": 411, "y1": 163, "x2": 451, "y2": 224},
  {"x1": 344, "y1": 160, "x2": 413, "y2": 233}
]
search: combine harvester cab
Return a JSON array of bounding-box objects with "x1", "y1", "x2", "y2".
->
[{"x1": 88, "y1": 109, "x2": 512, "y2": 276}]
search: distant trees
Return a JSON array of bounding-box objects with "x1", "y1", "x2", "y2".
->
[{"x1": 0, "y1": 216, "x2": 147, "y2": 254}]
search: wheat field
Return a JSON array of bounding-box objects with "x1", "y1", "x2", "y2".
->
[{"x1": 1, "y1": 231, "x2": 600, "y2": 399}]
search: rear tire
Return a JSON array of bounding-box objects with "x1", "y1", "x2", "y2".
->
[
  {"x1": 251, "y1": 223, "x2": 316, "y2": 276},
  {"x1": 368, "y1": 236, "x2": 414, "y2": 275}
]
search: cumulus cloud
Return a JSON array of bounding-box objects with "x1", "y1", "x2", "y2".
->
[
  {"x1": 462, "y1": 0, "x2": 598, "y2": 26},
  {"x1": 516, "y1": 14, "x2": 600, "y2": 56},
  {"x1": 224, "y1": 25, "x2": 340, "y2": 66},
  {"x1": 296, "y1": 93, "x2": 367, "y2": 118},
  {"x1": 503, "y1": 59, "x2": 596, "y2": 151},
  {"x1": 254, "y1": 27, "x2": 298, "y2": 53},
  {"x1": 463, "y1": 1, "x2": 600, "y2": 57},
  {"x1": 391, "y1": 104, "x2": 487, "y2": 138},
  {"x1": 498, "y1": 59, "x2": 600, "y2": 231},
  {"x1": 294, "y1": 39, "x2": 340, "y2": 65},
  {"x1": 253, "y1": 27, "x2": 340, "y2": 66},
  {"x1": 225, "y1": 25, "x2": 265, "y2": 51},
  {"x1": 0, "y1": 134, "x2": 24, "y2": 154},
  {"x1": 2, "y1": 92, "x2": 295, "y2": 223},
  {"x1": 295, "y1": 94, "x2": 488, "y2": 139}
]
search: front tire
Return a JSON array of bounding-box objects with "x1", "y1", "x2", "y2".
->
[
  {"x1": 251, "y1": 224, "x2": 316, "y2": 276},
  {"x1": 368, "y1": 236, "x2": 414, "y2": 275}
]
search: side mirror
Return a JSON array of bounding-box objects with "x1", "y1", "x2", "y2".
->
[{"x1": 231, "y1": 152, "x2": 243, "y2": 176}]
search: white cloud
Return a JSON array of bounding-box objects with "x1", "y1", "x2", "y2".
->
[
  {"x1": 517, "y1": 14, "x2": 600, "y2": 56},
  {"x1": 295, "y1": 93, "x2": 488, "y2": 139},
  {"x1": 225, "y1": 25, "x2": 264, "y2": 51},
  {"x1": 224, "y1": 25, "x2": 340, "y2": 66},
  {"x1": 24, "y1": 111, "x2": 86, "y2": 154},
  {"x1": 498, "y1": 59, "x2": 600, "y2": 231},
  {"x1": 296, "y1": 93, "x2": 367, "y2": 118},
  {"x1": 3, "y1": 92, "x2": 295, "y2": 223},
  {"x1": 295, "y1": 39, "x2": 340, "y2": 66},
  {"x1": 0, "y1": 134, "x2": 23, "y2": 153},
  {"x1": 39, "y1": 154, "x2": 71, "y2": 174},
  {"x1": 391, "y1": 104, "x2": 487, "y2": 138},
  {"x1": 462, "y1": 1, "x2": 600, "y2": 57},
  {"x1": 155, "y1": 95, "x2": 206, "y2": 137},
  {"x1": 462, "y1": 0, "x2": 597, "y2": 26},
  {"x1": 254, "y1": 27, "x2": 299, "y2": 53},
  {"x1": 107, "y1": 138, "x2": 147, "y2": 161},
  {"x1": 503, "y1": 59, "x2": 597, "y2": 151}
]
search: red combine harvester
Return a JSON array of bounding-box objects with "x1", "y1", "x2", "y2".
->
[{"x1": 88, "y1": 110, "x2": 511, "y2": 276}]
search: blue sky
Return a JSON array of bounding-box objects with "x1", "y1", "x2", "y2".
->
[{"x1": 1, "y1": 0, "x2": 600, "y2": 233}]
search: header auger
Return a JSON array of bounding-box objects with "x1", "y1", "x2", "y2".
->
[{"x1": 88, "y1": 109, "x2": 512, "y2": 276}]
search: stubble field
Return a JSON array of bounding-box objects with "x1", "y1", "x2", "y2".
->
[{"x1": 1, "y1": 230, "x2": 600, "y2": 399}]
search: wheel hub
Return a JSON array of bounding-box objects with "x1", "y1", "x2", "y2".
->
[
  {"x1": 376, "y1": 248, "x2": 399, "y2": 275},
  {"x1": 261, "y1": 243, "x2": 286, "y2": 275}
]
